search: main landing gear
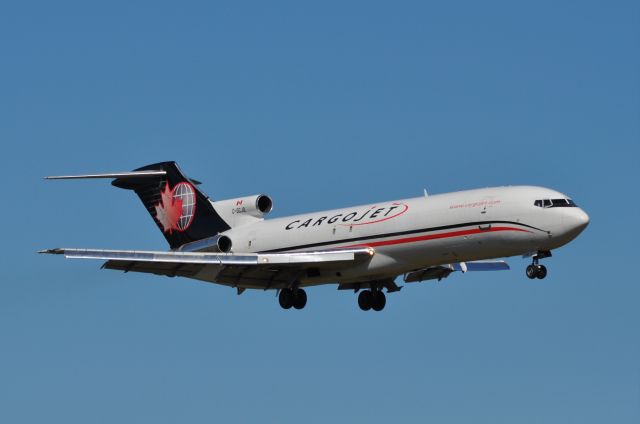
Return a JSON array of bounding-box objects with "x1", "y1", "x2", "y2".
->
[
  {"x1": 278, "y1": 288, "x2": 307, "y2": 310},
  {"x1": 357, "y1": 289, "x2": 386, "y2": 312},
  {"x1": 526, "y1": 251, "x2": 551, "y2": 280}
]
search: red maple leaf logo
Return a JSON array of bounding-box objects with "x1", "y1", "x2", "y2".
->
[{"x1": 154, "y1": 182, "x2": 184, "y2": 234}]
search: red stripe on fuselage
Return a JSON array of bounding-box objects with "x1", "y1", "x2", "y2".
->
[{"x1": 341, "y1": 226, "x2": 531, "y2": 249}]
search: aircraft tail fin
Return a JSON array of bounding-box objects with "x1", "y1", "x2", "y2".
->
[
  {"x1": 47, "y1": 162, "x2": 231, "y2": 249},
  {"x1": 111, "y1": 162, "x2": 231, "y2": 249}
]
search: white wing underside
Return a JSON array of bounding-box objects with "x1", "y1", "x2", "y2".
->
[
  {"x1": 40, "y1": 248, "x2": 509, "y2": 290},
  {"x1": 40, "y1": 247, "x2": 374, "y2": 290}
]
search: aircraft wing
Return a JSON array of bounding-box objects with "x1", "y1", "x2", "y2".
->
[
  {"x1": 39, "y1": 247, "x2": 374, "y2": 290},
  {"x1": 404, "y1": 260, "x2": 510, "y2": 283}
]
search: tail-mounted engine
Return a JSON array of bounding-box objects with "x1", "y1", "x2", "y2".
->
[
  {"x1": 176, "y1": 234, "x2": 233, "y2": 253},
  {"x1": 211, "y1": 194, "x2": 273, "y2": 227}
]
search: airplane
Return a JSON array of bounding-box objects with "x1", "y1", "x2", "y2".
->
[{"x1": 40, "y1": 161, "x2": 589, "y2": 311}]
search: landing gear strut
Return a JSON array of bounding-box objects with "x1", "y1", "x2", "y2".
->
[
  {"x1": 526, "y1": 251, "x2": 551, "y2": 280},
  {"x1": 357, "y1": 289, "x2": 386, "y2": 311},
  {"x1": 279, "y1": 288, "x2": 307, "y2": 310}
]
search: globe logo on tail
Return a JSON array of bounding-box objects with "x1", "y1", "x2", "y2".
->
[{"x1": 154, "y1": 182, "x2": 196, "y2": 234}]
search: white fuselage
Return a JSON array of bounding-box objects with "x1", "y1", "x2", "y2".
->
[{"x1": 218, "y1": 186, "x2": 589, "y2": 287}]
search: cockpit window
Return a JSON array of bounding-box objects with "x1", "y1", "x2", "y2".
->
[{"x1": 534, "y1": 198, "x2": 578, "y2": 208}]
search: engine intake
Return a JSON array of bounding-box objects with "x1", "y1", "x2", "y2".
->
[{"x1": 256, "y1": 194, "x2": 273, "y2": 214}]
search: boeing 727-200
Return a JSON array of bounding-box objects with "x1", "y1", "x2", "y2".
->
[{"x1": 41, "y1": 161, "x2": 589, "y2": 311}]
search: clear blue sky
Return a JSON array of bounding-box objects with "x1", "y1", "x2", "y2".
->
[{"x1": 2, "y1": 1, "x2": 639, "y2": 422}]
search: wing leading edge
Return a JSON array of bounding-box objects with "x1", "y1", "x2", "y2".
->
[
  {"x1": 39, "y1": 247, "x2": 375, "y2": 289},
  {"x1": 39, "y1": 247, "x2": 373, "y2": 265}
]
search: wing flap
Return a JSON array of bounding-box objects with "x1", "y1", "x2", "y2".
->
[
  {"x1": 404, "y1": 260, "x2": 510, "y2": 283},
  {"x1": 102, "y1": 260, "x2": 206, "y2": 278},
  {"x1": 404, "y1": 265, "x2": 454, "y2": 282}
]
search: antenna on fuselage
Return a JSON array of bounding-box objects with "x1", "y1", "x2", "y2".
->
[{"x1": 423, "y1": 188, "x2": 429, "y2": 197}]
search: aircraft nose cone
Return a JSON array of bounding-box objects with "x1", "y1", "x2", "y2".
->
[{"x1": 566, "y1": 208, "x2": 590, "y2": 237}]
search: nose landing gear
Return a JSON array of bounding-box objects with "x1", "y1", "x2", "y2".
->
[
  {"x1": 526, "y1": 264, "x2": 547, "y2": 279},
  {"x1": 526, "y1": 251, "x2": 551, "y2": 279}
]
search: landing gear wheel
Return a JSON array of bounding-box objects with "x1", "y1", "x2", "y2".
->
[
  {"x1": 536, "y1": 265, "x2": 547, "y2": 279},
  {"x1": 278, "y1": 289, "x2": 293, "y2": 309},
  {"x1": 371, "y1": 290, "x2": 386, "y2": 311},
  {"x1": 358, "y1": 290, "x2": 372, "y2": 311},
  {"x1": 526, "y1": 251, "x2": 552, "y2": 280},
  {"x1": 292, "y1": 288, "x2": 307, "y2": 309}
]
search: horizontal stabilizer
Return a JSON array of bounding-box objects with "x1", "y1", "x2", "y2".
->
[
  {"x1": 46, "y1": 162, "x2": 220, "y2": 248},
  {"x1": 44, "y1": 170, "x2": 167, "y2": 180}
]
